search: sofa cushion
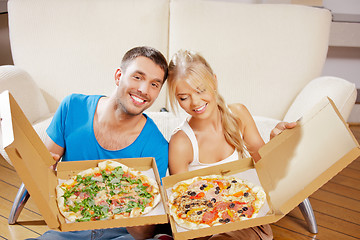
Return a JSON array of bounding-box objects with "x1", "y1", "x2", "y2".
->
[
  {"x1": 8, "y1": 0, "x2": 170, "y2": 113},
  {"x1": 145, "y1": 111, "x2": 187, "y2": 142},
  {"x1": 168, "y1": 0, "x2": 331, "y2": 120}
]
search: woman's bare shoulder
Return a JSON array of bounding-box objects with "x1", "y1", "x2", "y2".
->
[
  {"x1": 228, "y1": 103, "x2": 251, "y2": 119},
  {"x1": 169, "y1": 130, "x2": 193, "y2": 156},
  {"x1": 168, "y1": 130, "x2": 193, "y2": 174}
]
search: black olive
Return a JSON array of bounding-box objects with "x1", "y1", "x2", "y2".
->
[
  {"x1": 185, "y1": 204, "x2": 190, "y2": 209},
  {"x1": 197, "y1": 211, "x2": 202, "y2": 215},
  {"x1": 215, "y1": 186, "x2": 221, "y2": 191},
  {"x1": 215, "y1": 190, "x2": 220, "y2": 194},
  {"x1": 231, "y1": 180, "x2": 237, "y2": 183},
  {"x1": 190, "y1": 191, "x2": 196, "y2": 196},
  {"x1": 237, "y1": 210, "x2": 243, "y2": 214},
  {"x1": 200, "y1": 186, "x2": 204, "y2": 190},
  {"x1": 219, "y1": 219, "x2": 224, "y2": 223},
  {"x1": 211, "y1": 198, "x2": 216, "y2": 203},
  {"x1": 224, "y1": 218, "x2": 230, "y2": 223},
  {"x1": 244, "y1": 192, "x2": 249, "y2": 197},
  {"x1": 202, "y1": 184, "x2": 207, "y2": 188},
  {"x1": 242, "y1": 206, "x2": 248, "y2": 211},
  {"x1": 240, "y1": 214, "x2": 245, "y2": 217},
  {"x1": 227, "y1": 185, "x2": 231, "y2": 189},
  {"x1": 185, "y1": 210, "x2": 189, "y2": 214},
  {"x1": 187, "y1": 191, "x2": 192, "y2": 195},
  {"x1": 229, "y1": 203, "x2": 235, "y2": 208},
  {"x1": 207, "y1": 203, "x2": 213, "y2": 208}
]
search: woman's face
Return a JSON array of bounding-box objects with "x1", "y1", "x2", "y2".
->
[{"x1": 175, "y1": 79, "x2": 217, "y2": 119}]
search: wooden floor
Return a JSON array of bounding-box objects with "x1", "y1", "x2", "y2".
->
[{"x1": 0, "y1": 126, "x2": 360, "y2": 240}]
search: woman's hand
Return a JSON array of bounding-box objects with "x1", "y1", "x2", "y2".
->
[{"x1": 270, "y1": 122, "x2": 297, "y2": 140}]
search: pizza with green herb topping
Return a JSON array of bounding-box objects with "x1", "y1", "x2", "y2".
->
[{"x1": 56, "y1": 160, "x2": 161, "y2": 222}]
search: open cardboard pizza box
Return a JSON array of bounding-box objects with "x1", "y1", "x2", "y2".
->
[
  {"x1": 0, "y1": 91, "x2": 168, "y2": 231},
  {"x1": 162, "y1": 96, "x2": 360, "y2": 239}
]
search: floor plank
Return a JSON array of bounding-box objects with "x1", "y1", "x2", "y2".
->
[
  {"x1": 0, "y1": 215, "x2": 41, "y2": 240},
  {"x1": 0, "y1": 181, "x2": 41, "y2": 214},
  {"x1": 310, "y1": 189, "x2": 360, "y2": 212},
  {"x1": 307, "y1": 198, "x2": 360, "y2": 225},
  {"x1": 288, "y1": 206, "x2": 360, "y2": 238},
  {"x1": 337, "y1": 167, "x2": 360, "y2": 180},
  {"x1": 0, "y1": 165, "x2": 22, "y2": 188},
  {"x1": 321, "y1": 181, "x2": 360, "y2": 201},
  {"x1": 330, "y1": 174, "x2": 360, "y2": 191},
  {"x1": 348, "y1": 160, "x2": 360, "y2": 171},
  {"x1": 0, "y1": 198, "x2": 49, "y2": 236},
  {"x1": 271, "y1": 224, "x2": 317, "y2": 240},
  {"x1": 273, "y1": 213, "x2": 359, "y2": 240}
]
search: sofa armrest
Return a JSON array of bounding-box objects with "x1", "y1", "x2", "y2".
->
[
  {"x1": 0, "y1": 66, "x2": 53, "y2": 166},
  {"x1": 283, "y1": 76, "x2": 357, "y2": 122},
  {"x1": 0, "y1": 65, "x2": 51, "y2": 124},
  {"x1": 0, "y1": 113, "x2": 53, "y2": 167}
]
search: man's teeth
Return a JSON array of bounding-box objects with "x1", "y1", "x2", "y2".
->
[
  {"x1": 132, "y1": 95, "x2": 145, "y2": 103},
  {"x1": 194, "y1": 104, "x2": 206, "y2": 112}
]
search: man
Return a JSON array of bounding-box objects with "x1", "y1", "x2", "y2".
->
[{"x1": 29, "y1": 46, "x2": 169, "y2": 240}]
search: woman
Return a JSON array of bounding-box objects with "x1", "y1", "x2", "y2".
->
[{"x1": 167, "y1": 49, "x2": 273, "y2": 240}]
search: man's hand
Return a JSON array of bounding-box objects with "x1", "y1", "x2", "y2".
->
[
  {"x1": 49, "y1": 152, "x2": 61, "y2": 170},
  {"x1": 270, "y1": 122, "x2": 297, "y2": 140}
]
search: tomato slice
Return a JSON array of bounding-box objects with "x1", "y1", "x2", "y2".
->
[{"x1": 190, "y1": 192, "x2": 205, "y2": 199}]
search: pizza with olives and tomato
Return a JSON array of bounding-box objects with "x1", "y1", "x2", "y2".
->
[
  {"x1": 168, "y1": 175, "x2": 266, "y2": 230},
  {"x1": 56, "y1": 160, "x2": 161, "y2": 222}
]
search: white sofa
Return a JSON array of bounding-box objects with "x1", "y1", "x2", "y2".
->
[{"x1": 0, "y1": 0, "x2": 357, "y2": 234}]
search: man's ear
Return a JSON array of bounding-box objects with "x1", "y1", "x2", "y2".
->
[{"x1": 115, "y1": 68, "x2": 122, "y2": 86}]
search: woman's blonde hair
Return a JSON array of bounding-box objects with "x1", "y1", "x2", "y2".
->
[{"x1": 167, "y1": 50, "x2": 247, "y2": 157}]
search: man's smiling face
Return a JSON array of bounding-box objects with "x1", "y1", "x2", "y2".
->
[{"x1": 115, "y1": 56, "x2": 165, "y2": 116}]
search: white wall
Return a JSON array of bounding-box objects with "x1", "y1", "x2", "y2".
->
[
  {"x1": 322, "y1": 0, "x2": 360, "y2": 123},
  {"x1": 322, "y1": 47, "x2": 360, "y2": 123},
  {"x1": 323, "y1": 0, "x2": 360, "y2": 16}
]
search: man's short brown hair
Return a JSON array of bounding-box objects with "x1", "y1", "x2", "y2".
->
[{"x1": 121, "y1": 46, "x2": 168, "y2": 82}]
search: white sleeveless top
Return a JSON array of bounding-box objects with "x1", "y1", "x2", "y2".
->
[{"x1": 173, "y1": 120, "x2": 248, "y2": 172}]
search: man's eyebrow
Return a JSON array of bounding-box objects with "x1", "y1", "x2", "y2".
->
[
  {"x1": 134, "y1": 70, "x2": 146, "y2": 76},
  {"x1": 134, "y1": 70, "x2": 164, "y2": 84},
  {"x1": 154, "y1": 78, "x2": 164, "y2": 85}
]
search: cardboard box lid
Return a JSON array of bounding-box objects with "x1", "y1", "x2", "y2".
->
[
  {"x1": 0, "y1": 91, "x2": 60, "y2": 228},
  {"x1": 256, "y1": 97, "x2": 360, "y2": 216}
]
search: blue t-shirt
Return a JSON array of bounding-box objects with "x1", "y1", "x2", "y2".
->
[{"x1": 46, "y1": 94, "x2": 168, "y2": 179}]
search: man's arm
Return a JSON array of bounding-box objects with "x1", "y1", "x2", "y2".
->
[{"x1": 45, "y1": 134, "x2": 64, "y2": 169}]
